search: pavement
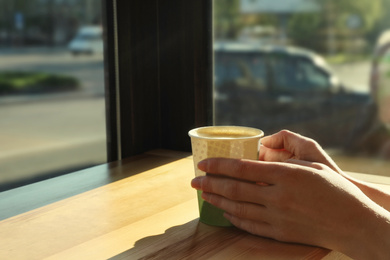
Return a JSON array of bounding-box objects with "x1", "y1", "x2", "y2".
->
[
  {"x1": 0, "y1": 92, "x2": 107, "y2": 190},
  {"x1": 0, "y1": 48, "x2": 107, "y2": 190},
  {"x1": 331, "y1": 61, "x2": 371, "y2": 93}
]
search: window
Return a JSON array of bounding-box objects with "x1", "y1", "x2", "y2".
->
[
  {"x1": 0, "y1": 0, "x2": 212, "y2": 193},
  {"x1": 270, "y1": 56, "x2": 331, "y2": 91},
  {"x1": 2, "y1": 0, "x2": 389, "y2": 218},
  {"x1": 0, "y1": 0, "x2": 213, "y2": 219},
  {"x1": 215, "y1": 51, "x2": 267, "y2": 90},
  {"x1": 214, "y1": 0, "x2": 390, "y2": 176},
  {"x1": 2, "y1": 0, "x2": 388, "y2": 192},
  {"x1": 0, "y1": 0, "x2": 107, "y2": 191},
  {"x1": 298, "y1": 59, "x2": 330, "y2": 90}
]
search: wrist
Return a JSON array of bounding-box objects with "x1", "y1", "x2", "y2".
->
[
  {"x1": 341, "y1": 202, "x2": 390, "y2": 260},
  {"x1": 366, "y1": 208, "x2": 390, "y2": 260},
  {"x1": 342, "y1": 174, "x2": 390, "y2": 211}
]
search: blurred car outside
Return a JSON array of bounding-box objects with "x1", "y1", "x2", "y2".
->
[
  {"x1": 214, "y1": 41, "x2": 372, "y2": 149},
  {"x1": 68, "y1": 26, "x2": 103, "y2": 56}
]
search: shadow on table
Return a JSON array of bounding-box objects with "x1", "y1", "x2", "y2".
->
[{"x1": 110, "y1": 219, "x2": 330, "y2": 260}]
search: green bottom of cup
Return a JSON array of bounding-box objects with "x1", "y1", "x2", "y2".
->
[{"x1": 197, "y1": 190, "x2": 233, "y2": 227}]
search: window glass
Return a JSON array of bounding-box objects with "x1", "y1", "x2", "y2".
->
[
  {"x1": 215, "y1": 52, "x2": 267, "y2": 89},
  {"x1": 298, "y1": 58, "x2": 330, "y2": 90},
  {"x1": 0, "y1": 0, "x2": 106, "y2": 190},
  {"x1": 214, "y1": 0, "x2": 390, "y2": 176}
]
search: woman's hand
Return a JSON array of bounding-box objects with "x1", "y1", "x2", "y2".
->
[
  {"x1": 262, "y1": 130, "x2": 390, "y2": 212},
  {"x1": 259, "y1": 130, "x2": 342, "y2": 174},
  {"x1": 191, "y1": 158, "x2": 390, "y2": 260}
]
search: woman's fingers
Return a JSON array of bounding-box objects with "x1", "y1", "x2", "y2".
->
[
  {"x1": 260, "y1": 130, "x2": 342, "y2": 173},
  {"x1": 200, "y1": 184, "x2": 295, "y2": 242},
  {"x1": 192, "y1": 175, "x2": 272, "y2": 205},
  {"x1": 224, "y1": 213, "x2": 276, "y2": 239},
  {"x1": 260, "y1": 130, "x2": 306, "y2": 151},
  {"x1": 202, "y1": 192, "x2": 277, "y2": 239},
  {"x1": 197, "y1": 158, "x2": 293, "y2": 185},
  {"x1": 286, "y1": 158, "x2": 326, "y2": 170},
  {"x1": 202, "y1": 192, "x2": 269, "y2": 222},
  {"x1": 261, "y1": 130, "x2": 321, "y2": 159},
  {"x1": 259, "y1": 145, "x2": 293, "y2": 162}
]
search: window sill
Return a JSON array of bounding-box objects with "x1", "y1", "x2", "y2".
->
[{"x1": 1, "y1": 149, "x2": 389, "y2": 221}]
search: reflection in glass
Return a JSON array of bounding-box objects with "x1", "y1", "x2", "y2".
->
[
  {"x1": 0, "y1": 0, "x2": 106, "y2": 190},
  {"x1": 214, "y1": 0, "x2": 390, "y2": 176}
]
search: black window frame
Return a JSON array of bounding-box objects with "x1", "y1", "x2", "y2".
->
[{"x1": 104, "y1": 0, "x2": 213, "y2": 161}]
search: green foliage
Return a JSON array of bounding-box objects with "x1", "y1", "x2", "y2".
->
[
  {"x1": 214, "y1": 0, "x2": 279, "y2": 40},
  {"x1": 213, "y1": 0, "x2": 388, "y2": 53},
  {"x1": 287, "y1": 13, "x2": 322, "y2": 49},
  {"x1": 0, "y1": 72, "x2": 80, "y2": 95},
  {"x1": 325, "y1": 0, "x2": 383, "y2": 31},
  {"x1": 214, "y1": 0, "x2": 242, "y2": 39}
]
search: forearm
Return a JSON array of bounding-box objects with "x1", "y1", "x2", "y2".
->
[
  {"x1": 344, "y1": 174, "x2": 390, "y2": 211},
  {"x1": 343, "y1": 202, "x2": 390, "y2": 260}
]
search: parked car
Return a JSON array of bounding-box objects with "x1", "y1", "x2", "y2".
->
[
  {"x1": 214, "y1": 41, "x2": 372, "y2": 148},
  {"x1": 68, "y1": 26, "x2": 103, "y2": 55}
]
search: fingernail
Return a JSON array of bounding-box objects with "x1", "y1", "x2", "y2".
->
[
  {"x1": 260, "y1": 136, "x2": 269, "y2": 143},
  {"x1": 197, "y1": 160, "x2": 208, "y2": 171},
  {"x1": 191, "y1": 177, "x2": 202, "y2": 189}
]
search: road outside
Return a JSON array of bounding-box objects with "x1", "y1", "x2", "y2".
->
[
  {"x1": 331, "y1": 61, "x2": 371, "y2": 93},
  {"x1": 0, "y1": 48, "x2": 107, "y2": 189},
  {"x1": 0, "y1": 47, "x2": 105, "y2": 96}
]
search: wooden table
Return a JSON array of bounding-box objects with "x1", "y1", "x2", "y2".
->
[{"x1": 1, "y1": 150, "x2": 389, "y2": 260}]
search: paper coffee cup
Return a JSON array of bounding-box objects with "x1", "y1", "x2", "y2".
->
[{"x1": 189, "y1": 126, "x2": 264, "y2": 226}]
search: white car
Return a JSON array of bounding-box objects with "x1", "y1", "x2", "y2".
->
[{"x1": 68, "y1": 26, "x2": 103, "y2": 55}]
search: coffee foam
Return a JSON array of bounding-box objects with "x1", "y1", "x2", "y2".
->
[{"x1": 192, "y1": 126, "x2": 263, "y2": 139}]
